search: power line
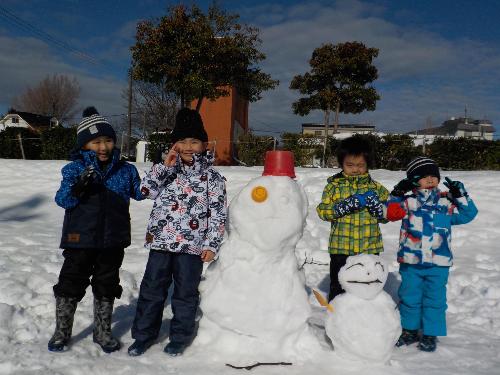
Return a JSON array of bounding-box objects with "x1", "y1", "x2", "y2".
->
[{"x1": 0, "y1": 5, "x2": 112, "y2": 70}]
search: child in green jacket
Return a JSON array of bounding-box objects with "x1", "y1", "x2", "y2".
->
[{"x1": 317, "y1": 137, "x2": 389, "y2": 301}]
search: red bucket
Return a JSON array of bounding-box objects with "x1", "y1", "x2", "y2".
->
[{"x1": 262, "y1": 151, "x2": 296, "y2": 178}]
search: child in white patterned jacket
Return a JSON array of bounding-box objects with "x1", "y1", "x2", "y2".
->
[{"x1": 128, "y1": 108, "x2": 227, "y2": 357}]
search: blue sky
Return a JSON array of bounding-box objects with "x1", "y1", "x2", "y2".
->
[{"x1": 1, "y1": 0, "x2": 499, "y2": 137}]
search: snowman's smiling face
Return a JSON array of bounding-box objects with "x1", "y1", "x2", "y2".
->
[{"x1": 338, "y1": 254, "x2": 388, "y2": 300}]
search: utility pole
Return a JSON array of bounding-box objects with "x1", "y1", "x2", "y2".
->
[
  {"x1": 127, "y1": 69, "x2": 133, "y2": 158},
  {"x1": 17, "y1": 133, "x2": 25, "y2": 160}
]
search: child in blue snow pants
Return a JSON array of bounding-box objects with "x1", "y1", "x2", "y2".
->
[
  {"x1": 398, "y1": 264, "x2": 449, "y2": 337},
  {"x1": 387, "y1": 157, "x2": 477, "y2": 352}
]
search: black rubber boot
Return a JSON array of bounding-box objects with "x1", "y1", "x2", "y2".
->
[
  {"x1": 48, "y1": 296, "x2": 78, "y2": 352},
  {"x1": 395, "y1": 329, "x2": 419, "y2": 347},
  {"x1": 93, "y1": 297, "x2": 121, "y2": 353}
]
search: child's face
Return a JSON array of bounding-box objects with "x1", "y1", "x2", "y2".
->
[
  {"x1": 175, "y1": 138, "x2": 206, "y2": 163},
  {"x1": 417, "y1": 175, "x2": 439, "y2": 190},
  {"x1": 83, "y1": 136, "x2": 115, "y2": 162},
  {"x1": 342, "y1": 154, "x2": 368, "y2": 176}
]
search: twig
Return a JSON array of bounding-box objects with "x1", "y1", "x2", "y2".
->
[
  {"x1": 225, "y1": 362, "x2": 292, "y2": 370},
  {"x1": 298, "y1": 253, "x2": 329, "y2": 270}
]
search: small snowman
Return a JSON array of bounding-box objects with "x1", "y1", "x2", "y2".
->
[
  {"x1": 196, "y1": 151, "x2": 319, "y2": 359},
  {"x1": 317, "y1": 254, "x2": 401, "y2": 364}
]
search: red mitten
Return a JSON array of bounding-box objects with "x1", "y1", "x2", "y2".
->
[{"x1": 387, "y1": 202, "x2": 406, "y2": 221}]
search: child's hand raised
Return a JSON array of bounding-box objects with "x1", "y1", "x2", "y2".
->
[
  {"x1": 163, "y1": 144, "x2": 179, "y2": 167},
  {"x1": 200, "y1": 250, "x2": 215, "y2": 262}
]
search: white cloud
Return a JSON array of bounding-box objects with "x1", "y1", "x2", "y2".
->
[
  {"x1": 0, "y1": 35, "x2": 127, "y2": 121},
  {"x1": 246, "y1": 0, "x2": 500, "y2": 134}
]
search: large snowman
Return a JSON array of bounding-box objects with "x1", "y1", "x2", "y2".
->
[
  {"x1": 323, "y1": 254, "x2": 401, "y2": 364},
  {"x1": 196, "y1": 151, "x2": 319, "y2": 360}
]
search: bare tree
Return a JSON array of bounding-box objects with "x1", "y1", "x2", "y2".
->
[
  {"x1": 121, "y1": 79, "x2": 178, "y2": 139},
  {"x1": 12, "y1": 74, "x2": 81, "y2": 122}
]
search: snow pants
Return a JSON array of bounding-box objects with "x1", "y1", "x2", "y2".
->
[
  {"x1": 53, "y1": 247, "x2": 124, "y2": 301},
  {"x1": 398, "y1": 264, "x2": 449, "y2": 336},
  {"x1": 131, "y1": 250, "x2": 203, "y2": 345},
  {"x1": 329, "y1": 254, "x2": 349, "y2": 302}
]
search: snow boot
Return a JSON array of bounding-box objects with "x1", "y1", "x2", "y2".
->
[
  {"x1": 418, "y1": 335, "x2": 437, "y2": 352},
  {"x1": 48, "y1": 296, "x2": 78, "y2": 352},
  {"x1": 395, "y1": 329, "x2": 419, "y2": 347},
  {"x1": 164, "y1": 341, "x2": 188, "y2": 356},
  {"x1": 93, "y1": 297, "x2": 121, "y2": 353},
  {"x1": 127, "y1": 339, "x2": 155, "y2": 357}
]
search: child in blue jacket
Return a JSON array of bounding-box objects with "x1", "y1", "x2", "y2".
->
[
  {"x1": 387, "y1": 157, "x2": 478, "y2": 352},
  {"x1": 49, "y1": 107, "x2": 143, "y2": 353},
  {"x1": 128, "y1": 108, "x2": 227, "y2": 357}
]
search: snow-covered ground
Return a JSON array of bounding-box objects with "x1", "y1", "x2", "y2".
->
[{"x1": 0, "y1": 159, "x2": 499, "y2": 375}]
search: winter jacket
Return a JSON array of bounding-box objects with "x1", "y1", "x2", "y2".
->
[
  {"x1": 140, "y1": 151, "x2": 227, "y2": 255},
  {"x1": 387, "y1": 188, "x2": 478, "y2": 267},
  {"x1": 316, "y1": 172, "x2": 389, "y2": 255},
  {"x1": 55, "y1": 148, "x2": 143, "y2": 249}
]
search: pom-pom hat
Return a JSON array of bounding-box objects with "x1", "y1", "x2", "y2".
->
[
  {"x1": 406, "y1": 156, "x2": 440, "y2": 181},
  {"x1": 76, "y1": 107, "x2": 116, "y2": 149},
  {"x1": 170, "y1": 108, "x2": 208, "y2": 143}
]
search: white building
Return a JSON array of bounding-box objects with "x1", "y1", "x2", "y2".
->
[
  {"x1": 0, "y1": 110, "x2": 59, "y2": 133},
  {"x1": 409, "y1": 117, "x2": 495, "y2": 141},
  {"x1": 302, "y1": 122, "x2": 376, "y2": 137}
]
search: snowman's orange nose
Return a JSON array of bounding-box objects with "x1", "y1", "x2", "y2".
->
[{"x1": 251, "y1": 186, "x2": 268, "y2": 202}]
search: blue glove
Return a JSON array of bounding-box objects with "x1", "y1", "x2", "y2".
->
[
  {"x1": 444, "y1": 177, "x2": 468, "y2": 198},
  {"x1": 364, "y1": 192, "x2": 384, "y2": 219},
  {"x1": 333, "y1": 194, "x2": 365, "y2": 217}
]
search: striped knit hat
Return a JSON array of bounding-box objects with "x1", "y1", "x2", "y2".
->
[
  {"x1": 76, "y1": 107, "x2": 116, "y2": 149},
  {"x1": 406, "y1": 156, "x2": 440, "y2": 181}
]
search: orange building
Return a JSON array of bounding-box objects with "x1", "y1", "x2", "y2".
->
[{"x1": 192, "y1": 87, "x2": 249, "y2": 165}]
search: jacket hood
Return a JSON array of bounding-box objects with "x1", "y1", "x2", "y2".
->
[
  {"x1": 70, "y1": 147, "x2": 121, "y2": 173},
  {"x1": 328, "y1": 172, "x2": 372, "y2": 184},
  {"x1": 174, "y1": 150, "x2": 214, "y2": 176}
]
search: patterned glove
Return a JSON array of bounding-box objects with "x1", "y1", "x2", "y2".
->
[
  {"x1": 364, "y1": 191, "x2": 384, "y2": 219},
  {"x1": 391, "y1": 176, "x2": 420, "y2": 197},
  {"x1": 72, "y1": 166, "x2": 98, "y2": 198},
  {"x1": 332, "y1": 194, "x2": 365, "y2": 217},
  {"x1": 444, "y1": 177, "x2": 468, "y2": 198}
]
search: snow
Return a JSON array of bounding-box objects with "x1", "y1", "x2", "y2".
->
[
  {"x1": 326, "y1": 254, "x2": 401, "y2": 363},
  {"x1": 197, "y1": 175, "x2": 320, "y2": 361},
  {"x1": 0, "y1": 159, "x2": 499, "y2": 374}
]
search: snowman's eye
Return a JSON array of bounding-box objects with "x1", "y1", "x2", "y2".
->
[
  {"x1": 375, "y1": 262, "x2": 384, "y2": 272},
  {"x1": 346, "y1": 262, "x2": 364, "y2": 270}
]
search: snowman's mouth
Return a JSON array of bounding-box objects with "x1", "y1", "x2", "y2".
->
[{"x1": 347, "y1": 279, "x2": 383, "y2": 285}]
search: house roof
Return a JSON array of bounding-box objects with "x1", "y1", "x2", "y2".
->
[
  {"x1": 6, "y1": 109, "x2": 56, "y2": 128},
  {"x1": 410, "y1": 117, "x2": 495, "y2": 135}
]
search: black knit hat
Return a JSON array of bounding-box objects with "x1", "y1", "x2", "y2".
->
[
  {"x1": 406, "y1": 156, "x2": 440, "y2": 181},
  {"x1": 76, "y1": 107, "x2": 116, "y2": 149},
  {"x1": 170, "y1": 108, "x2": 208, "y2": 143}
]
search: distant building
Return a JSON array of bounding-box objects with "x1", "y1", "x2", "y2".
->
[
  {"x1": 136, "y1": 87, "x2": 249, "y2": 165},
  {"x1": 194, "y1": 87, "x2": 248, "y2": 165},
  {"x1": 302, "y1": 123, "x2": 376, "y2": 137},
  {"x1": 409, "y1": 117, "x2": 495, "y2": 141},
  {"x1": 0, "y1": 109, "x2": 59, "y2": 133}
]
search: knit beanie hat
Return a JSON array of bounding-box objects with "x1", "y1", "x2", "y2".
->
[
  {"x1": 406, "y1": 156, "x2": 440, "y2": 181},
  {"x1": 76, "y1": 107, "x2": 116, "y2": 149},
  {"x1": 170, "y1": 108, "x2": 208, "y2": 143}
]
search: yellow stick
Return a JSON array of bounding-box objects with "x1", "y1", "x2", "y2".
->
[{"x1": 313, "y1": 289, "x2": 334, "y2": 313}]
